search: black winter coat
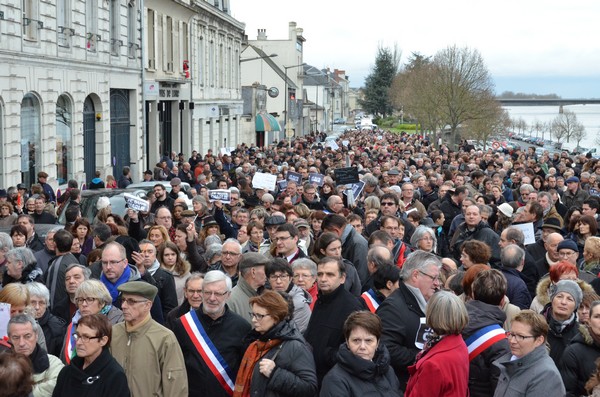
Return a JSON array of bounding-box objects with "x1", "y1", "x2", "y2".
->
[
  {"x1": 38, "y1": 309, "x2": 67, "y2": 357},
  {"x1": 243, "y1": 321, "x2": 318, "y2": 397},
  {"x1": 147, "y1": 267, "x2": 178, "y2": 320},
  {"x1": 376, "y1": 281, "x2": 425, "y2": 391},
  {"x1": 462, "y1": 300, "x2": 510, "y2": 397},
  {"x1": 450, "y1": 221, "x2": 501, "y2": 267},
  {"x1": 439, "y1": 193, "x2": 462, "y2": 234},
  {"x1": 52, "y1": 348, "x2": 130, "y2": 397},
  {"x1": 172, "y1": 304, "x2": 251, "y2": 397},
  {"x1": 542, "y1": 304, "x2": 584, "y2": 366},
  {"x1": 304, "y1": 284, "x2": 363, "y2": 385},
  {"x1": 320, "y1": 343, "x2": 400, "y2": 397},
  {"x1": 559, "y1": 326, "x2": 600, "y2": 397}
]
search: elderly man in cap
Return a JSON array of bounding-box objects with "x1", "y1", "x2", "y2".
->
[
  {"x1": 226, "y1": 252, "x2": 269, "y2": 324},
  {"x1": 557, "y1": 239, "x2": 580, "y2": 266},
  {"x1": 111, "y1": 281, "x2": 188, "y2": 397},
  {"x1": 563, "y1": 176, "x2": 589, "y2": 210},
  {"x1": 172, "y1": 271, "x2": 250, "y2": 397},
  {"x1": 37, "y1": 171, "x2": 56, "y2": 203}
]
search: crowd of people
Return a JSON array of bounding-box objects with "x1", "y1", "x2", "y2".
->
[{"x1": 1, "y1": 128, "x2": 600, "y2": 396}]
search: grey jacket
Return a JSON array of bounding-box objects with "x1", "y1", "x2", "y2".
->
[
  {"x1": 493, "y1": 345, "x2": 565, "y2": 397},
  {"x1": 287, "y1": 284, "x2": 311, "y2": 333}
]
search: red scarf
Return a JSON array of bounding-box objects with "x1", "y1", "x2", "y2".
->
[{"x1": 233, "y1": 338, "x2": 281, "y2": 397}]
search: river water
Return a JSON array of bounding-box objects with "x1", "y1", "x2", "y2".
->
[{"x1": 502, "y1": 104, "x2": 600, "y2": 150}]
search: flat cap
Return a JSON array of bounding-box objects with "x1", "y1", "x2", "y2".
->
[
  {"x1": 239, "y1": 252, "x2": 270, "y2": 271},
  {"x1": 118, "y1": 281, "x2": 158, "y2": 301},
  {"x1": 170, "y1": 177, "x2": 182, "y2": 186},
  {"x1": 388, "y1": 168, "x2": 400, "y2": 176},
  {"x1": 566, "y1": 176, "x2": 580, "y2": 184},
  {"x1": 264, "y1": 215, "x2": 286, "y2": 226},
  {"x1": 181, "y1": 210, "x2": 196, "y2": 217}
]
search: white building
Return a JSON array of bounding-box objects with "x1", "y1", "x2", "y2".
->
[
  {"x1": 0, "y1": 0, "x2": 144, "y2": 190},
  {"x1": 240, "y1": 22, "x2": 306, "y2": 145}
]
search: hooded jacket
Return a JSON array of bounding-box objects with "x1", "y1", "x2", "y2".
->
[
  {"x1": 240, "y1": 320, "x2": 317, "y2": 397},
  {"x1": 320, "y1": 343, "x2": 401, "y2": 397},
  {"x1": 560, "y1": 325, "x2": 600, "y2": 397},
  {"x1": 462, "y1": 300, "x2": 510, "y2": 397}
]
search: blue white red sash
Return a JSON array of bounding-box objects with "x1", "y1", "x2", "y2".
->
[
  {"x1": 180, "y1": 310, "x2": 235, "y2": 396},
  {"x1": 63, "y1": 322, "x2": 76, "y2": 364},
  {"x1": 361, "y1": 289, "x2": 381, "y2": 313},
  {"x1": 465, "y1": 324, "x2": 506, "y2": 361}
]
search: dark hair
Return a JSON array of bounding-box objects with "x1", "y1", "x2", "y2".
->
[
  {"x1": 10, "y1": 224, "x2": 27, "y2": 237},
  {"x1": 380, "y1": 193, "x2": 399, "y2": 206},
  {"x1": 314, "y1": 232, "x2": 341, "y2": 259},
  {"x1": 318, "y1": 256, "x2": 346, "y2": 276},
  {"x1": 248, "y1": 290, "x2": 289, "y2": 323},
  {"x1": 72, "y1": 218, "x2": 92, "y2": 238},
  {"x1": 527, "y1": 201, "x2": 544, "y2": 221},
  {"x1": 266, "y1": 258, "x2": 293, "y2": 278},
  {"x1": 430, "y1": 210, "x2": 444, "y2": 224},
  {"x1": 322, "y1": 214, "x2": 347, "y2": 231},
  {"x1": 93, "y1": 223, "x2": 112, "y2": 242},
  {"x1": 77, "y1": 313, "x2": 112, "y2": 347},
  {"x1": 579, "y1": 215, "x2": 598, "y2": 236},
  {"x1": 447, "y1": 271, "x2": 465, "y2": 295},
  {"x1": 54, "y1": 229, "x2": 74, "y2": 253},
  {"x1": 343, "y1": 311, "x2": 382, "y2": 340},
  {"x1": 275, "y1": 223, "x2": 299, "y2": 238},
  {"x1": 368, "y1": 230, "x2": 392, "y2": 247},
  {"x1": 472, "y1": 269, "x2": 507, "y2": 305},
  {"x1": 65, "y1": 204, "x2": 81, "y2": 223},
  {"x1": 372, "y1": 264, "x2": 400, "y2": 291},
  {"x1": 0, "y1": 352, "x2": 34, "y2": 396}
]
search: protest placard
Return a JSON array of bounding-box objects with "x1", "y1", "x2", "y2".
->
[
  {"x1": 343, "y1": 181, "x2": 365, "y2": 199},
  {"x1": 334, "y1": 167, "x2": 359, "y2": 185},
  {"x1": 208, "y1": 189, "x2": 231, "y2": 204},
  {"x1": 276, "y1": 179, "x2": 288, "y2": 191},
  {"x1": 0, "y1": 303, "x2": 10, "y2": 338},
  {"x1": 512, "y1": 222, "x2": 536, "y2": 245},
  {"x1": 308, "y1": 173, "x2": 325, "y2": 187},
  {"x1": 287, "y1": 171, "x2": 302, "y2": 184},
  {"x1": 123, "y1": 193, "x2": 150, "y2": 212},
  {"x1": 326, "y1": 140, "x2": 339, "y2": 150},
  {"x1": 252, "y1": 172, "x2": 277, "y2": 191}
]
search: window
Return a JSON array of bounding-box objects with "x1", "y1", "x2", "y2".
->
[
  {"x1": 147, "y1": 9, "x2": 155, "y2": 68},
  {"x1": 56, "y1": 95, "x2": 72, "y2": 185},
  {"x1": 57, "y1": 0, "x2": 73, "y2": 47},
  {"x1": 197, "y1": 34, "x2": 204, "y2": 86},
  {"x1": 165, "y1": 16, "x2": 173, "y2": 72},
  {"x1": 127, "y1": 0, "x2": 138, "y2": 58},
  {"x1": 20, "y1": 93, "x2": 42, "y2": 187},
  {"x1": 218, "y1": 43, "x2": 223, "y2": 87},
  {"x1": 86, "y1": 0, "x2": 98, "y2": 52},
  {"x1": 181, "y1": 22, "x2": 188, "y2": 75},
  {"x1": 22, "y1": 0, "x2": 41, "y2": 41},
  {"x1": 110, "y1": 0, "x2": 121, "y2": 56},
  {"x1": 208, "y1": 39, "x2": 214, "y2": 86}
]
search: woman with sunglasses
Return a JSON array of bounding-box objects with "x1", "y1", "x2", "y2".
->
[{"x1": 53, "y1": 314, "x2": 130, "y2": 397}]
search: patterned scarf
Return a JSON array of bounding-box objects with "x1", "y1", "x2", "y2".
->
[
  {"x1": 415, "y1": 333, "x2": 444, "y2": 362},
  {"x1": 233, "y1": 338, "x2": 282, "y2": 397}
]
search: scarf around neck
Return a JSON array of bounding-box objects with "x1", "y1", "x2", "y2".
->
[
  {"x1": 233, "y1": 338, "x2": 282, "y2": 397},
  {"x1": 101, "y1": 265, "x2": 131, "y2": 303}
]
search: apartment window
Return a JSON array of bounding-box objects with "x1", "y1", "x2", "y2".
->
[
  {"x1": 127, "y1": 0, "x2": 138, "y2": 58},
  {"x1": 110, "y1": 0, "x2": 121, "y2": 56},
  {"x1": 197, "y1": 36, "x2": 204, "y2": 86},
  {"x1": 165, "y1": 16, "x2": 173, "y2": 72},
  {"x1": 56, "y1": 95, "x2": 72, "y2": 185},
  {"x1": 57, "y1": 0, "x2": 73, "y2": 47},
  {"x1": 22, "y1": 0, "x2": 41, "y2": 41},
  {"x1": 181, "y1": 22, "x2": 188, "y2": 75},
  {"x1": 20, "y1": 93, "x2": 42, "y2": 187},
  {"x1": 208, "y1": 39, "x2": 214, "y2": 86},
  {"x1": 218, "y1": 43, "x2": 224, "y2": 88},
  {"x1": 147, "y1": 9, "x2": 155, "y2": 68},
  {"x1": 86, "y1": 0, "x2": 99, "y2": 52},
  {"x1": 227, "y1": 46, "x2": 232, "y2": 88}
]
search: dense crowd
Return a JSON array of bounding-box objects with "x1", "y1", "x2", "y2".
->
[{"x1": 1, "y1": 129, "x2": 600, "y2": 397}]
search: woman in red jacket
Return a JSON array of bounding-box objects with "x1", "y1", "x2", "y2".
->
[{"x1": 405, "y1": 290, "x2": 469, "y2": 397}]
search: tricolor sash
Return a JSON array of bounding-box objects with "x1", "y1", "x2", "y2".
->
[
  {"x1": 63, "y1": 322, "x2": 77, "y2": 364},
  {"x1": 180, "y1": 310, "x2": 235, "y2": 396},
  {"x1": 361, "y1": 289, "x2": 381, "y2": 313},
  {"x1": 465, "y1": 324, "x2": 507, "y2": 361}
]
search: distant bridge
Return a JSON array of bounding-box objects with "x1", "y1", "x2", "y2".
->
[{"x1": 497, "y1": 98, "x2": 600, "y2": 106}]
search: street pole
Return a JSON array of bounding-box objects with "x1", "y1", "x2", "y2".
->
[{"x1": 283, "y1": 63, "x2": 306, "y2": 147}]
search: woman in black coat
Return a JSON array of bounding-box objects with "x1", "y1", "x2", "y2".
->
[
  {"x1": 320, "y1": 311, "x2": 401, "y2": 397},
  {"x1": 233, "y1": 290, "x2": 317, "y2": 397},
  {"x1": 560, "y1": 301, "x2": 600, "y2": 397},
  {"x1": 52, "y1": 314, "x2": 130, "y2": 397}
]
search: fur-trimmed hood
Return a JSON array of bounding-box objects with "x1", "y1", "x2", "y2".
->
[{"x1": 534, "y1": 276, "x2": 594, "y2": 308}]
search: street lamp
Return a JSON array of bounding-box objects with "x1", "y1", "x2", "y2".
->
[
  {"x1": 239, "y1": 53, "x2": 278, "y2": 63},
  {"x1": 283, "y1": 63, "x2": 307, "y2": 145}
]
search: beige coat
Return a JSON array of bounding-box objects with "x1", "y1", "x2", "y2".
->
[{"x1": 111, "y1": 317, "x2": 188, "y2": 397}]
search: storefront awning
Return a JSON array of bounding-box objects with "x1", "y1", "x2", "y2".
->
[{"x1": 255, "y1": 112, "x2": 281, "y2": 132}]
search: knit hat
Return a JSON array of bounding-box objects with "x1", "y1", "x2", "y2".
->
[
  {"x1": 551, "y1": 280, "x2": 582, "y2": 309},
  {"x1": 557, "y1": 239, "x2": 578, "y2": 253}
]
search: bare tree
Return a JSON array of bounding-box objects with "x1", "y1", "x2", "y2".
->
[
  {"x1": 571, "y1": 123, "x2": 587, "y2": 150},
  {"x1": 467, "y1": 104, "x2": 510, "y2": 148},
  {"x1": 551, "y1": 110, "x2": 581, "y2": 143}
]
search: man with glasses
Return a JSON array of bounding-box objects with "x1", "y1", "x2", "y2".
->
[
  {"x1": 7, "y1": 314, "x2": 64, "y2": 396},
  {"x1": 274, "y1": 223, "x2": 307, "y2": 263},
  {"x1": 52, "y1": 263, "x2": 91, "y2": 323},
  {"x1": 112, "y1": 281, "x2": 188, "y2": 397},
  {"x1": 150, "y1": 183, "x2": 175, "y2": 213},
  {"x1": 227, "y1": 252, "x2": 269, "y2": 324},
  {"x1": 165, "y1": 272, "x2": 204, "y2": 330},
  {"x1": 173, "y1": 271, "x2": 251, "y2": 397},
  {"x1": 365, "y1": 193, "x2": 415, "y2": 241},
  {"x1": 377, "y1": 251, "x2": 442, "y2": 392},
  {"x1": 556, "y1": 240, "x2": 579, "y2": 266},
  {"x1": 400, "y1": 182, "x2": 426, "y2": 218},
  {"x1": 209, "y1": 239, "x2": 242, "y2": 287}
]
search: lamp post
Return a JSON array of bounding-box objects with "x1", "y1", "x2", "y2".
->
[{"x1": 283, "y1": 63, "x2": 307, "y2": 146}]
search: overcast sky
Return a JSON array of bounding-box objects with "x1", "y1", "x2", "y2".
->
[{"x1": 230, "y1": 0, "x2": 600, "y2": 98}]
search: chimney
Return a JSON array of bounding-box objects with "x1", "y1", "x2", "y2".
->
[
  {"x1": 257, "y1": 29, "x2": 267, "y2": 40},
  {"x1": 289, "y1": 21, "x2": 297, "y2": 39}
]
